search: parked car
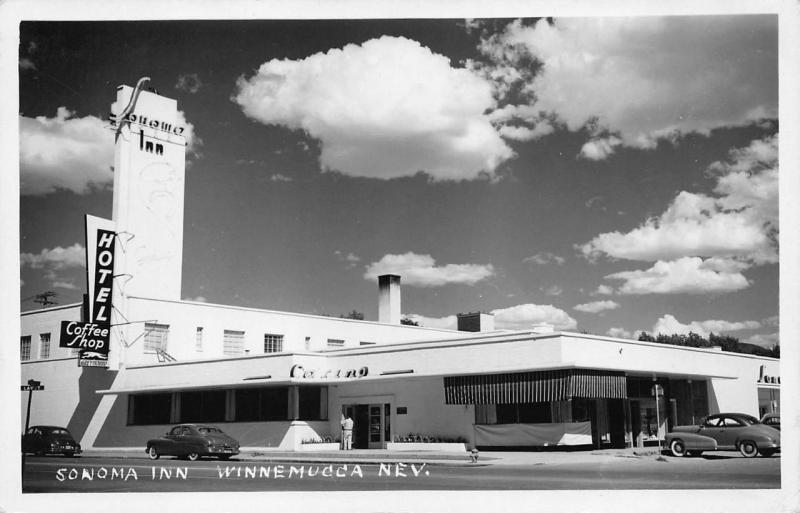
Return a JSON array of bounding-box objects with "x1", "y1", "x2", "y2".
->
[
  {"x1": 146, "y1": 424, "x2": 240, "y2": 461},
  {"x1": 666, "y1": 413, "x2": 780, "y2": 458},
  {"x1": 760, "y1": 413, "x2": 780, "y2": 431},
  {"x1": 22, "y1": 425, "x2": 81, "y2": 457}
]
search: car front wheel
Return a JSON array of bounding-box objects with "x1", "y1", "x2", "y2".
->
[
  {"x1": 739, "y1": 440, "x2": 758, "y2": 458},
  {"x1": 187, "y1": 452, "x2": 200, "y2": 461},
  {"x1": 670, "y1": 439, "x2": 687, "y2": 457},
  {"x1": 147, "y1": 446, "x2": 160, "y2": 460}
]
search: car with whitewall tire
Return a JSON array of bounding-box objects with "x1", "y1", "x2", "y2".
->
[
  {"x1": 145, "y1": 424, "x2": 240, "y2": 461},
  {"x1": 666, "y1": 413, "x2": 780, "y2": 458}
]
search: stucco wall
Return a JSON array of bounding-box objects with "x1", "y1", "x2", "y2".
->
[
  {"x1": 118, "y1": 297, "x2": 461, "y2": 366},
  {"x1": 20, "y1": 304, "x2": 82, "y2": 362},
  {"x1": 20, "y1": 358, "x2": 117, "y2": 440}
]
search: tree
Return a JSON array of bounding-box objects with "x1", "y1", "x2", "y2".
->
[
  {"x1": 638, "y1": 332, "x2": 655, "y2": 342},
  {"x1": 340, "y1": 310, "x2": 365, "y2": 320},
  {"x1": 400, "y1": 317, "x2": 419, "y2": 326}
]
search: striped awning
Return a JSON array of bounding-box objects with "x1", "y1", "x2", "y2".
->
[{"x1": 443, "y1": 369, "x2": 627, "y2": 404}]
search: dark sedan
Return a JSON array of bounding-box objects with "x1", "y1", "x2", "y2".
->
[
  {"x1": 22, "y1": 426, "x2": 81, "y2": 457},
  {"x1": 146, "y1": 424, "x2": 240, "y2": 461},
  {"x1": 666, "y1": 413, "x2": 780, "y2": 458}
]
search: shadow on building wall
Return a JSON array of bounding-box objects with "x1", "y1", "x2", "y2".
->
[{"x1": 66, "y1": 368, "x2": 118, "y2": 441}]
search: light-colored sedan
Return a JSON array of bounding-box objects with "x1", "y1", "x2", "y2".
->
[{"x1": 666, "y1": 413, "x2": 780, "y2": 458}]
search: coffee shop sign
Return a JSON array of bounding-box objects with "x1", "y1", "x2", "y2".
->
[{"x1": 290, "y1": 364, "x2": 369, "y2": 380}]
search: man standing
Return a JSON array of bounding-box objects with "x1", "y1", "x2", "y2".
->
[{"x1": 342, "y1": 413, "x2": 354, "y2": 450}]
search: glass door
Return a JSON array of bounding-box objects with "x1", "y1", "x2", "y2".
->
[{"x1": 368, "y1": 404, "x2": 384, "y2": 449}]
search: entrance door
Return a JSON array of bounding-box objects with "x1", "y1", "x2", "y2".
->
[
  {"x1": 608, "y1": 399, "x2": 626, "y2": 449},
  {"x1": 344, "y1": 403, "x2": 389, "y2": 449},
  {"x1": 353, "y1": 405, "x2": 370, "y2": 449}
]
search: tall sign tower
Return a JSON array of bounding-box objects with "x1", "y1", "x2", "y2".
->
[{"x1": 109, "y1": 81, "x2": 186, "y2": 301}]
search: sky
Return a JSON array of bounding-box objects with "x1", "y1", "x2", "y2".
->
[{"x1": 17, "y1": 15, "x2": 781, "y2": 346}]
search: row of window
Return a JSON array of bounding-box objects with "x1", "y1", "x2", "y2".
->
[
  {"x1": 142, "y1": 323, "x2": 374, "y2": 355},
  {"x1": 20, "y1": 333, "x2": 73, "y2": 361},
  {"x1": 21, "y1": 326, "x2": 379, "y2": 361},
  {"x1": 128, "y1": 386, "x2": 327, "y2": 425}
]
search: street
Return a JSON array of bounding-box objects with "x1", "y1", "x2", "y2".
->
[{"x1": 21, "y1": 453, "x2": 780, "y2": 492}]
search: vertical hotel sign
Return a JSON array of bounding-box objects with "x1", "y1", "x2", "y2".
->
[{"x1": 80, "y1": 215, "x2": 117, "y2": 367}]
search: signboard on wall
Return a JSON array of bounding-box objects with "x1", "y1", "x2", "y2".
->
[{"x1": 77, "y1": 215, "x2": 118, "y2": 367}]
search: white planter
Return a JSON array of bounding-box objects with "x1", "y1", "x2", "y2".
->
[
  {"x1": 297, "y1": 443, "x2": 340, "y2": 451},
  {"x1": 386, "y1": 442, "x2": 467, "y2": 453}
]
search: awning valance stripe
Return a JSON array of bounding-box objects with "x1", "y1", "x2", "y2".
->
[{"x1": 443, "y1": 369, "x2": 626, "y2": 404}]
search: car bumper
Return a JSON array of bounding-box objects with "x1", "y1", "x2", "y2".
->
[
  {"x1": 205, "y1": 448, "x2": 239, "y2": 456},
  {"x1": 50, "y1": 447, "x2": 82, "y2": 455}
]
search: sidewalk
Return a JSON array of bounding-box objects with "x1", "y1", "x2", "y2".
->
[{"x1": 80, "y1": 447, "x2": 665, "y2": 467}]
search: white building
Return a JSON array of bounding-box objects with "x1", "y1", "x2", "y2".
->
[{"x1": 19, "y1": 83, "x2": 780, "y2": 452}]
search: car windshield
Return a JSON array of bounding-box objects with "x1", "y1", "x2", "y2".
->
[
  {"x1": 198, "y1": 427, "x2": 220, "y2": 434},
  {"x1": 48, "y1": 428, "x2": 70, "y2": 435}
]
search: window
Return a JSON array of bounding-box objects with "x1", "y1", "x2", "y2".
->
[
  {"x1": 20, "y1": 336, "x2": 31, "y2": 361},
  {"x1": 128, "y1": 393, "x2": 172, "y2": 425},
  {"x1": 298, "y1": 386, "x2": 327, "y2": 421},
  {"x1": 39, "y1": 333, "x2": 51, "y2": 359},
  {"x1": 179, "y1": 390, "x2": 226, "y2": 423},
  {"x1": 234, "y1": 387, "x2": 289, "y2": 421},
  {"x1": 223, "y1": 330, "x2": 245, "y2": 355},
  {"x1": 360, "y1": 341, "x2": 376, "y2": 346},
  {"x1": 327, "y1": 339, "x2": 345, "y2": 348},
  {"x1": 195, "y1": 327, "x2": 203, "y2": 352},
  {"x1": 143, "y1": 323, "x2": 169, "y2": 353},
  {"x1": 264, "y1": 334, "x2": 283, "y2": 353},
  {"x1": 495, "y1": 402, "x2": 552, "y2": 424}
]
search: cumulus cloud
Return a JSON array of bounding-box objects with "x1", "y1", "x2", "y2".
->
[
  {"x1": 523, "y1": 252, "x2": 565, "y2": 265},
  {"x1": 21, "y1": 243, "x2": 85, "y2": 270},
  {"x1": 491, "y1": 303, "x2": 577, "y2": 330},
  {"x1": 607, "y1": 327, "x2": 632, "y2": 339},
  {"x1": 605, "y1": 257, "x2": 750, "y2": 295},
  {"x1": 52, "y1": 281, "x2": 80, "y2": 290},
  {"x1": 478, "y1": 16, "x2": 776, "y2": 158},
  {"x1": 574, "y1": 300, "x2": 619, "y2": 313},
  {"x1": 20, "y1": 108, "x2": 114, "y2": 195},
  {"x1": 233, "y1": 36, "x2": 514, "y2": 181},
  {"x1": 580, "y1": 135, "x2": 778, "y2": 271},
  {"x1": 652, "y1": 314, "x2": 760, "y2": 338},
  {"x1": 743, "y1": 332, "x2": 779, "y2": 348},
  {"x1": 579, "y1": 136, "x2": 622, "y2": 160},
  {"x1": 407, "y1": 303, "x2": 577, "y2": 331},
  {"x1": 20, "y1": 107, "x2": 199, "y2": 195},
  {"x1": 21, "y1": 244, "x2": 86, "y2": 289},
  {"x1": 364, "y1": 252, "x2": 494, "y2": 287},
  {"x1": 542, "y1": 285, "x2": 562, "y2": 296},
  {"x1": 406, "y1": 314, "x2": 458, "y2": 330},
  {"x1": 593, "y1": 284, "x2": 614, "y2": 296},
  {"x1": 175, "y1": 73, "x2": 203, "y2": 94},
  {"x1": 335, "y1": 250, "x2": 361, "y2": 269}
]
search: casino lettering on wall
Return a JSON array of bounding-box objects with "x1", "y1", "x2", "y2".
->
[{"x1": 290, "y1": 364, "x2": 369, "y2": 379}]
